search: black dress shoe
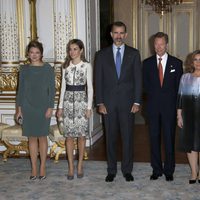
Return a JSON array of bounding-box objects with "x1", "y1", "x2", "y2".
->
[
  {"x1": 124, "y1": 173, "x2": 134, "y2": 182},
  {"x1": 150, "y1": 174, "x2": 162, "y2": 180},
  {"x1": 105, "y1": 174, "x2": 116, "y2": 182},
  {"x1": 165, "y1": 175, "x2": 174, "y2": 181},
  {"x1": 198, "y1": 179, "x2": 200, "y2": 184},
  {"x1": 189, "y1": 179, "x2": 196, "y2": 184}
]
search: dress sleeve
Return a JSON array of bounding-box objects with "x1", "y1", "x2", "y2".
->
[
  {"x1": 16, "y1": 66, "x2": 25, "y2": 107},
  {"x1": 58, "y1": 68, "x2": 66, "y2": 109},
  {"x1": 86, "y1": 63, "x2": 93, "y2": 109},
  {"x1": 48, "y1": 66, "x2": 55, "y2": 108},
  {"x1": 177, "y1": 75, "x2": 184, "y2": 109}
]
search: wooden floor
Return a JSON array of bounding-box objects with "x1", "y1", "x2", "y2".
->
[{"x1": 87, "y1": 124, "x2": 188, "y2": 164}]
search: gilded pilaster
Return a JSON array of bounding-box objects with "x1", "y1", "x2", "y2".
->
[
  {"x1": 16, "y1": 0, "x2": 25, "y2": 60},
  {"x1": 28, "y1": 0, "x2": 38, "y2": 41}
]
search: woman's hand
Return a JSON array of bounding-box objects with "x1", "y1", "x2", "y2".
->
[
  {"x1": 56, "y1": 108, "x2": 63, "y2": 118},
  {"x1": 86, "y1": 109, "x2": 92, "y2": 119},
  {"x1": 177, "y1": 116, "x2": 183, "y2": 128},
  {"x1": 177, "y1": 109, "x2": 183, "y2": 128},
  {"x1": 45, "y1": 108, "x2": 53, "y2": 118},
  {"x1": 16, "y1": 107, "x2": 23, "y2": 120}
]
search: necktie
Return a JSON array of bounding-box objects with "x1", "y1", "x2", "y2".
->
[
  {"x1": 116, "y1": 47, "x2": 121, "y2": 78},
  {"x1": 158, "y1": 57, "x2": 163, "y2": 87}
]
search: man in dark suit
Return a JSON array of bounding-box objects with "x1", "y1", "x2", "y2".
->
[
  {"x1": 95, "y1": 21, "x2": 142, "y2": 182},
  {"x1": 143, "y1": 32, "x2": 183, "y2": 181}
]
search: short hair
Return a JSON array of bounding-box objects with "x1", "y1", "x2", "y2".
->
[
  {"x1": 154, "y1": 32, "x2": 168, "y2": 44},
  {"x1": 111, "y1": 21, "x2": 127, "y2": 33},
  {"x1": 185, "y1": 50, "x2": 200, "y2": 73},
  {"x1": 27, "y1": 40, "x2": 43, "y2": 55}
]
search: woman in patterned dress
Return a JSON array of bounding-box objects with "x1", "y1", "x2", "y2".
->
[
  {"x1": 16, "y1": 41, "x2": 55, "y2": 180},
  {"x1": 57, "y1": 39, "x2": 93, "y2": 180},
  {"x1": 177, "y1": 50, "x2": 200, "y2": 184}
]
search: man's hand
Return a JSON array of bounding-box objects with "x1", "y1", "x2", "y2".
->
[
  {"x1": 98, "y1": 104, "x2": 107, "y2": 114},
  {"x1": 131, "y1": 104, "x2": 140, "y2": 113}
]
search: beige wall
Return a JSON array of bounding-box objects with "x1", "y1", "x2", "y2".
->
[
  {"x1": 113, "y1": 0, "x2": 200, "y2": 63},
  {"x1": 113, "y1": 0, "x2": 133, "y2": 47}
]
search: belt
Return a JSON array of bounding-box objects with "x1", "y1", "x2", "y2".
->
[{"x1": 66, "y1": 85, "x2": 86, "y2": 91}]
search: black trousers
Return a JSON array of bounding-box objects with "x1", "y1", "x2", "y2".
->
[
  {"x1": 103, "y1": 106, "x2": 135, "y2": 175},
  {"x1": 148, "y1": 111, "x2": 176, "y2": 176}
]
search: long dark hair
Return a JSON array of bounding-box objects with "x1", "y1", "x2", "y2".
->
[{"x1": 62, "y1": 39, "x2": 87, "y2": 68}]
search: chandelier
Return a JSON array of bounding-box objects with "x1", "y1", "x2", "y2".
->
[{"x1": 142, "y1": 0, "x2": 183, "y2": 15}]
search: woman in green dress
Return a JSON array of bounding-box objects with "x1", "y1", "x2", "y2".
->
[{"x1": 16, "y1": 41, "x2": 55, "y2": 180}]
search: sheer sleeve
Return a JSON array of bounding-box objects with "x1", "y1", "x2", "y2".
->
[{"x1": 177, "y1": 75, "x2": 184, "y2": 109}]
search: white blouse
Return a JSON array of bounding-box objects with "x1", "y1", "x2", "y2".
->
[{"x1": 58, "y1": 61, "x2": 93, "y2": 109}]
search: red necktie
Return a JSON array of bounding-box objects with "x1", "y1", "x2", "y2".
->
[{"x1": 158, "y1": 58, "x2": 163, "y2": 87}]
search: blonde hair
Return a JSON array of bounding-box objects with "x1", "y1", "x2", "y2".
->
[{"x1": 185, "y1": 50, "x2": 200, "y2": 73}]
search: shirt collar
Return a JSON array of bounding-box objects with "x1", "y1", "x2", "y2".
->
[
  {"x1": 112, "y1": 44, "x2": 125, "y2": 51},
  {"x1": 156, "y1": 52, "x2": 168, "y2": 60}
]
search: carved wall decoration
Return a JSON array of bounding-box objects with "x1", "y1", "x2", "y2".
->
[{"x1": 0, "y1": 0, "x2": 19, "y2": 62}]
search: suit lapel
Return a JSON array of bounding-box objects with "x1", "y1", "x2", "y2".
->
[
  {"x1": 119, "y1": 45, "x2": 128, "y2": 80},
  {"x1": 152, "y1": 55, "x2": 161, "y2": 86},
  {"x1": 163, "y1": 54, "x2": 172, "y2": 86}
]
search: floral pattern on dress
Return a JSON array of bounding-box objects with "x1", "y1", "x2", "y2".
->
[{"x1": 63, "y1": 63, "x2": 89, "y2": 138}]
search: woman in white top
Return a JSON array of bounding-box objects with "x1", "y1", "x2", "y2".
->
[{"x1": 57, "y1": 39, "x2": 93, "y2": 180}]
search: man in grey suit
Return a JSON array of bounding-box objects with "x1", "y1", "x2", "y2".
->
[{"x1": 95, "y1": 21, "x2": 142, "y2": 182}]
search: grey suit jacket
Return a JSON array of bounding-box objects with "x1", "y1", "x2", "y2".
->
[{"x1": 95, "y1": 44, "x2": 142, "y2": 112}]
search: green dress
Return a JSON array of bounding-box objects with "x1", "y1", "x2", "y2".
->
[{"x1": 16, "y1": 63, "x2": 55, "y2": 137}]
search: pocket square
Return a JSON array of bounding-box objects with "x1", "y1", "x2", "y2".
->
[{"x1": 170, "y1": 69, "x2": 175, "y2": 72}]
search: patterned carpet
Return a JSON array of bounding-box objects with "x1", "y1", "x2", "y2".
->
[{"x1": 0, "y1": 158, "x2": 199, "y2": 200}]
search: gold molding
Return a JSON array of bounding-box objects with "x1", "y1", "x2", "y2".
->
[
  {"x1": 28, "y1": 0, "x2": 38, "y2": 41},
  {"x1": 132, "y1": 0, "x2": 138, "y2": 48},
  {"x1": 70, "y1": 0, "x2": 76, "y2": 38},
  {"x1": 1, "y1": 62, "x2": 20, "y2": 64},
  {"x1": 16, "y1": 0, "x2": 25, "y2": 59}
]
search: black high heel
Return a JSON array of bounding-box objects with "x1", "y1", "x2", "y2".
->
[
  {"x1": 189, "y1": 179, "x2": 196, "y2": 184},
  {"x1": 30, "y1": 176, "x2": 37, "y2": 180},
  {"x1": 39, "y1": 176, "x2": 46, "y2": 180}
]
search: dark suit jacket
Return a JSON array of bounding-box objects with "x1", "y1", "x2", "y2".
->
[
  {"x1": 95, "y1": 45, "x2": 142, "y2": 112},
  {"x1": 143, "y1": 54, "x2": 183, "y2": 117}
]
